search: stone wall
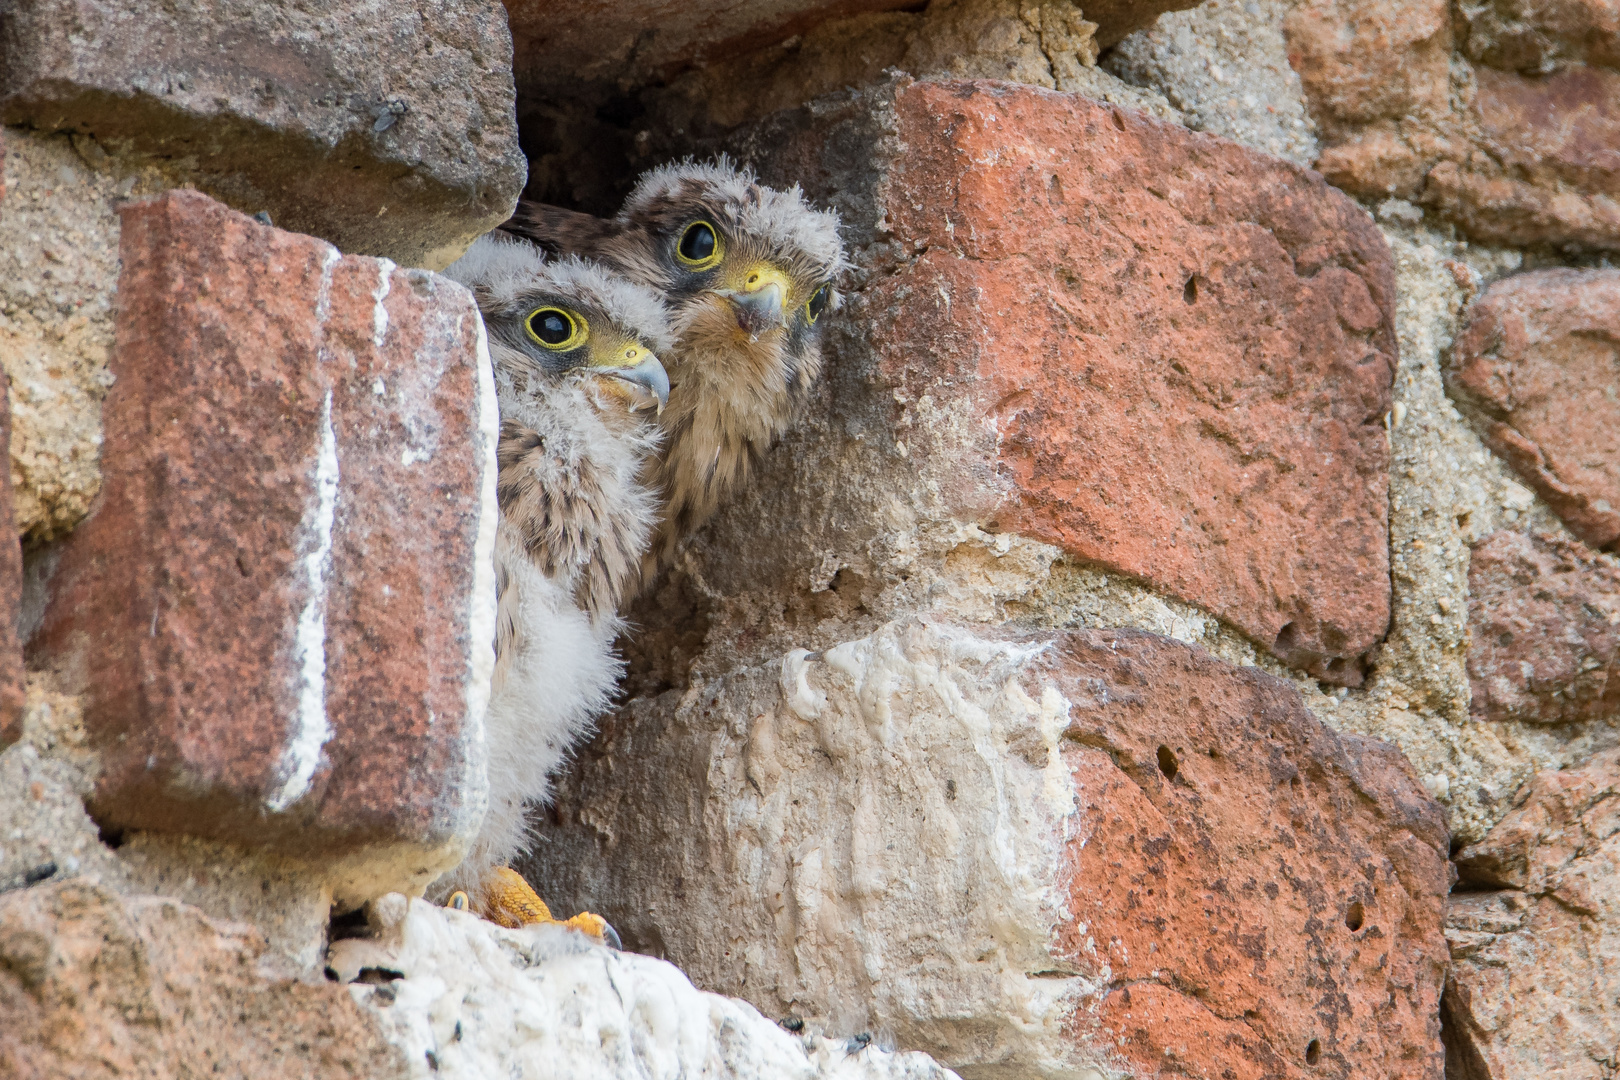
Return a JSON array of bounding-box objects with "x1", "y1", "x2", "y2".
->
[{"x1": 1, "y1": 0, "x2": 1616, "y2": 1078}]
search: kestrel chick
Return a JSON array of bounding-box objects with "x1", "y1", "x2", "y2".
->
[
  {"x1": 504, "y1": 158, "x2": 846, "y2": 576},
  {"x1": 438, "y1": 234, "x2": 671, "y2": 937}
]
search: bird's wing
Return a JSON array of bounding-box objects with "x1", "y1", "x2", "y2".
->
[{"x1": 500, "y1": 201, "x2": 623, "y2": 260}]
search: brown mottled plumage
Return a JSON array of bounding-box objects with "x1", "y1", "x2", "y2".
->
[
  {"x1": 503, "y1": 158, "x2": 846, "y2": 580},
  {"x1": 435, "y1": 234, "x2": 670, "y2": 930}
]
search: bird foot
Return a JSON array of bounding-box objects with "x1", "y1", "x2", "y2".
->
[{"x1": 448, "y1": 866, "x2": 621, "y2": 948}]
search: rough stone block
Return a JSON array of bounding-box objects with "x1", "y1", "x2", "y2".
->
[
  {"x1": 713, "y1": 78, "x2": 1395, "y2": 683},
  {"x1": 504, "y1": 0, "x2": 1197, "y2": 95},
  {"x1": 1444, "y1": 747, "x2": 1620, "y2": 1077},
  {"x1": 1447, "y1": 268, "x2": 1620, "y2": 550},
  {"x1": 0, "y1": 1, "x2": 525, "y2": 269},
  {"x1": 525, "y1": 623, "x2": 1450, "y2": 1078},
  {"x1": 28, "y1": 191, "x2": 498, "y2": 899},
  {"x1": 0, "y1": 128, "x2": 123, "y2": 542},
  {"x1": 1466, "y1": 530, "x2": 1620, "y2": 726},
  {"x1": 1285, "y1": 0, "x2": 1620, "y2": 250},
  {"x1": 0, "y1": 879, "x2": 406, "y2": 1079}
]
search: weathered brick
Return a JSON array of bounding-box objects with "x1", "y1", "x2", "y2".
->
[
  {"x1": 1047, "y1": 633, "x2": 1449, "y2": 1079},
  {"x1": 1448, "y1": 269, "x2": 1620, "y2": 550},
  {"x1": 1465, "y1": 530, "x2": 1620, "y2": 725},
  {"x1": 526, "y1": 623, "x2": 1450, "y2": 1078},
  {"x1": 0, "y1": 880, "x2": 407, "y2": 1079},
  {"x1": 504, "y1": 0, "x2": 1194, "y2": 96},
  {"x1": 719, "y1": 78, "x2": 1395, "y2": 683},
  {"x1": 1285, "y1": 0, "x2": 1620, "y2": 250},
  {"x1": 1445, "y1": 747, "x2": 1620, "y2": 1077},
  {"x1": 28, "y1": 191, "x2": 497, "y2": 890},
  {"x1": 0, "y1": 0, "x2": 525, "y2": 269}
]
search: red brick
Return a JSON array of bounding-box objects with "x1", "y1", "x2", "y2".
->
[
  {"x1": 744, "y1": 79, "x2": 1396, "y2": 683},
  {"x1": 1445, "y1": 747, "x2": 1620, "y2": 1075},
  {"x1": 1285, "y1": 0, "x2": 1620, "y2": 250},
  {"x1": 29, "y1": 191, "x2": 496, "y2": 865},
  {"x1": 1465, "y1": 530, "x2": 1620, "y2": 725},
  {"x1": 1448, "y1": 269, "x2": 1620, "y2": 549},
  {"x1": 1046, "y1": 631, "x2": 1450, "y2": 1080}
]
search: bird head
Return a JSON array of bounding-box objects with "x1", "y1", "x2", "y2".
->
[
  {"x1": 616, "y1": 158, "x2": 846, "y2": 389},
  {"x1": 447, "y1": 236, "x2": 672, "y2": 417}
]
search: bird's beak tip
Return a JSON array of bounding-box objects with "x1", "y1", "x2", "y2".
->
[{"x1": 597, "y1": 354, "x2": 670, "y2": 415}]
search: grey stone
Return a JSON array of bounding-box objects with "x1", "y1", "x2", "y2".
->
[{"x1": 0, "y1": 0, "x2": 525, "y2": 269}]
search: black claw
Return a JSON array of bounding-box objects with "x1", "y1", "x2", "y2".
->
[{"x1": 601, "y1": 922, "x2": 623, "y2": 951}]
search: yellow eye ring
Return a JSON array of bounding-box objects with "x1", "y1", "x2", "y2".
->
[
  {"x1": 805, "y1": 284, "x2": 832, "y2": 325},
  {"x1": 525, "y1": 306, "x2": 587, "y2": 351},
  {"x1": 675, "y1": 220, "x2": 724, "y2": 271}
]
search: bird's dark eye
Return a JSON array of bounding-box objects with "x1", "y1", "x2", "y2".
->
[
  {"x1": 676, "y1": 220, "x2": 723, "y2": 270},
  {"x1": 524, "y1": 306, "x2": 587, "y2": 351},
  {"x1": 805, "y1": 284, "x2": 831, "y2": 324}
]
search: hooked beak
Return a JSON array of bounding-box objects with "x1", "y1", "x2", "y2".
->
[
  {"x1": 594, "y1": 353, "x2": 670, "y2": 414},
  {"x1": 718, "y1": 265, "x2": 792, "y2": 336}
]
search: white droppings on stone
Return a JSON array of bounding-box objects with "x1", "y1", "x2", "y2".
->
[
  {"x1": 781, "y1": 649, "x2": 827, "y2": 720},
  {"x1": 544, "y1": 620, "x2": 1104, "y2": 1077},
  {"x1": 268, "y1": 389, "x2": 340, "y2": 813},
  {"x1": 327, "y1": 897, "x2": 960, "y2": 1080},
  {"x1": 371, "y1": 258, "x2": 397, "y2": 349}
]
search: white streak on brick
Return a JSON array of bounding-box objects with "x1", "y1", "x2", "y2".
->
[
  {"x1": 463, "y1": 312, "x2": 500, "y2": 742},
  {"x1": 269, "y1": 389, "x2": 341, "y2": 813},
  {"x1": 372, "y1": 258, "x2": 397, "y2": 349},
  {"x1": 314, "y1": 246, "x2": 342, "y2": 324}
]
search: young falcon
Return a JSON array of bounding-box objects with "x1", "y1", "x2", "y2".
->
[
  {"x1": 438, "y1": 233, "x2": 671, "y2": 937},
  {"x1": 502, "y1": 158, "x2": 846, "y2": 575}
]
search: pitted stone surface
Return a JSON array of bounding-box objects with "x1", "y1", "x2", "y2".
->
[
  {"x1": 1465, "y1": 530, "x2": 1620, "y2": 726},
  {"x1": 1447, "y1": 268, "x2": 1620, "y2": 550},
  {"x1": 0, "y1": 879, "x2": 405, "y2": 1080},
  {"x1": 504, "y1": 0, "x2": 1196, "y2": 97},
  {"x1": 28, "y1": 191, "x2": 497, "y2": 895},
  {"x1": 0, "y1": 0, "x2": 524, "y2": 269},
  {"x1": 1444, "y1": 748, "x2": 1620, "y2": 1078},
  {"x1": 1285, "y1": 0, "x2": 1620, "y2": 249},
  {"x1": 1046, "y1": 632, "x2": 1450, "y2": 1079},
  {"x1": 526, "y1": 622, "x2": 1450, "y2": 1078},
  {"x1": 717, "y1": 78, "x2": 1395, "y2": 683}
]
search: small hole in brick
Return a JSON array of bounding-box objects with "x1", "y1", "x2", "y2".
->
[
  {"x1": 946, "y1": 778, "x2": 958, "y2": 801},
  {"x1": 97, "y1": 823, "x2": 126, "y2": 850},
  {"x1": 1156, "y1": 745, "x2": 1179, "y2": 781},
  {"x1": 1306, "y1": 1039, "x2": 1322, "y2": 1065},
  {"x1": 1111, "y1": 109, "x2": 1127, "y2": 132},
  {"x1": 1183, "y1": 276, "x2": 1198, "y2": 303},
  {"x1": 1345, "y1": 901, "x2": 1365, "y2": 931}
]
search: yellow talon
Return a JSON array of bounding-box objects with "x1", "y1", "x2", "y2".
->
[
  {"x1": 446, "y1": 890, "x2": 470, "y2": 911},
  {"x1": 561, "y1": 911, "x2": 612, "y2": 939},
  {"x1": 474, "y1": 866, "x2": 620, "y2": 947}
]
